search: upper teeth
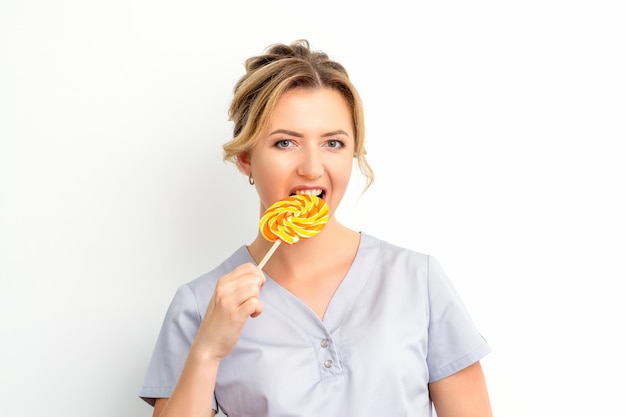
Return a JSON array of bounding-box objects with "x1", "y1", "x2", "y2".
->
[{"x1": 294, "y1": 189, "x2": 323, "y2": 197}]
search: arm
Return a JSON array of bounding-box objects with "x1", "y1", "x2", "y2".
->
[
  {"x1": 429, "y1": 361, "x2": 493, "y2": 417},
  {"x1": 153, "y1": 263, "x2": 265, "y2": 417},
  {"x1": 153, "y1": 398, "x2": 216, "y2": 417}
]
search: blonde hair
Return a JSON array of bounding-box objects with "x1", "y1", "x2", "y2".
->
[{"x1": 223, "y1": 40, "x2": 374, "y2": 190}]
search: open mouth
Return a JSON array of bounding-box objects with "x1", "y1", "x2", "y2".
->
[{"x1": 291, "y1": 189, "x2": 325, "y2": 200}]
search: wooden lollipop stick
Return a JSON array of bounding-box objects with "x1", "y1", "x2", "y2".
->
[{"x1": 257, "y1": 240, "x2": 281, "y2": 270}]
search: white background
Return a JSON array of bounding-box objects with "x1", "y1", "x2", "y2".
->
[{"x1": 1, "y1": 1, "x2": 625, "y2": 416}]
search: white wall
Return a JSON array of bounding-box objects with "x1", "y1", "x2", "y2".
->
[{"x1": 1, "y1": 1, "x2": 624, "y2": 416}]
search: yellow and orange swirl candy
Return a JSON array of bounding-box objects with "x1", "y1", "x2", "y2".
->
[
  {"x1": 257, "y1": 194, "x2": 328, "y2": 269},
  {"x1": 260, "y1": 194, "x2": 329, "y2": 244}
]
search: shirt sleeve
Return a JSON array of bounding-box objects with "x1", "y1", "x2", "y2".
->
[
  {"x1": 426, "y1": 256, "x2": 491, "y2": 382},
  {"x1": 138, "y1": 285, "x2": 218, "y2": 411}
]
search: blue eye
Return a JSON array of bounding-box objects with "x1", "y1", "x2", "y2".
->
[
  {"x1": 275, "y1": 139, "x2": 292, "y2": 148},
  {"x1": 327, "y1": 139, "x2": 344, "y2": 148}
]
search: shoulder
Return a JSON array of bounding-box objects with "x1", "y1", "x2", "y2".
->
[
  {"x1": 178, "y1": 245, "x2": 252, "y2": 308},
  {"x1": 359, "y1": 232, "x2": 454, "y2": 287},
  {"x1": 360, "y1": 232, "x2": 431, "y2": 266}
]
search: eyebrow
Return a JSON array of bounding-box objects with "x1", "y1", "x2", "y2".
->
[{"x1": 269, "y1": 129, "x2": 350, "y2": 137}]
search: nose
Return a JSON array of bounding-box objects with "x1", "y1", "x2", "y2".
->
[{"x1": 296, "y1": 147, "x2": 324, "y2": 179}]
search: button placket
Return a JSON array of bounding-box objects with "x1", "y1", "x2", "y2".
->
[
  {"x1": 320, "y1": 338, "x2": 335, "y2": 369},
  {"x1": 313, "y1": 332, "x2": 341, "y2": 375}
]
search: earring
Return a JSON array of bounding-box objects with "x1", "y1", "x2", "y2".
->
[{"x1": 248, "y1": 175, "x2": 255, "y2": 185}]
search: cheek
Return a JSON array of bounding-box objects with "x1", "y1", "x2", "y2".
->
[
  {"x1": 330, "y1": 159, "x2": 354, "y2": 193},
  {"x1": 252, "y1": 160, "x2": 289, "y2": 199},
  {"x1": 260, "y1": 164, "x2": 289, "y2": 183},
  {"x1": 339, "y1": 157, "x2": 354, "y2": 181},
  {"x1": 253, "y1": 158, "x2": 282, "y2": 179}
]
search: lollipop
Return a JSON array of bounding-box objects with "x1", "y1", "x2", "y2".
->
[{"x1": 257, "y1": 194, "x2": 329, "y2": 269}]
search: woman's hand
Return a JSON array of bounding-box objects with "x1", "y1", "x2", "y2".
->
[
  {"x1": 154, "y1": 264, "x2": 264, "y2": 417},
  {"x1": 192, "y1": 262, "x2": 266, "y2": 360}
]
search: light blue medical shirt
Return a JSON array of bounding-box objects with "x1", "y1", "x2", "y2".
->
[{"x1": 140, "y1": 233, "x2": 490, "y2": 416}]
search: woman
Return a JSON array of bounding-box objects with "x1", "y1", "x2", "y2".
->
[{"x1": 140, "y1": 40, "x2": 493, "y2": 417}]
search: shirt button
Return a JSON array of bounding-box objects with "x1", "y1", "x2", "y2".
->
[
  {"x1": 320, "y1": 339, "x2": 329, "y2": 348},
  {"x1": 324, "y1": 359, "x2": 333, "y2": 368}
]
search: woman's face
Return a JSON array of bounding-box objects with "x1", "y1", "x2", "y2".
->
[{"x1": 239, "y1": 87, "x2": 355, "y2": 218}]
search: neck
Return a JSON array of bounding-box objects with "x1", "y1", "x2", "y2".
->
[{"x1": 248, "y1": 218, "x2": 358, "y2": 276}]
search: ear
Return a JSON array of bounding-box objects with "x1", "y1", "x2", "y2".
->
[{"x1": 237, "y1": 151, "x2": 252, "y2": 176}]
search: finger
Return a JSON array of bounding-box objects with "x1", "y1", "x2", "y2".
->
[
  {"x1": 212, "y1": 274, "x2": 264, "y2": 317},
  {"x1": 243, "y1": 296, "x2": 264, "y2": 318},
  {"x1": 213, "y1": 276, "x2": 262, "y2": 305},
  {"x1": 219, "y1": 263, "x2": 265, "y2": 290},
  {"x1": 216, "y1": 270, "x2": 264, "y2": 300}
]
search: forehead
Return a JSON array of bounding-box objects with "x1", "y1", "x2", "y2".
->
[{"x1": 268, "y1": 87, "x2": 353, "y2": 134}]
